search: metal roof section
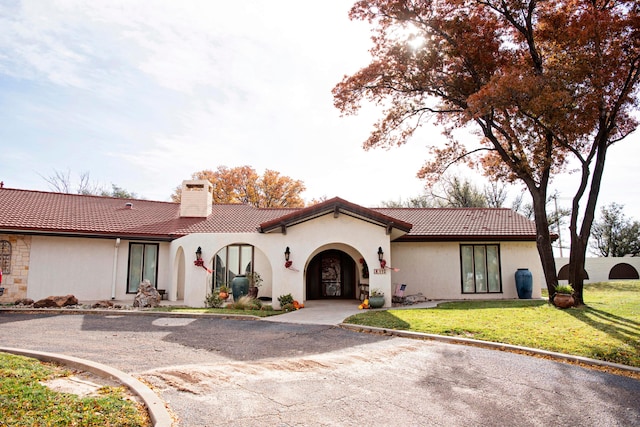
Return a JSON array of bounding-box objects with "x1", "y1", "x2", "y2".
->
[{"x1": 258, "y1": 197, "x2": 413, "y2": 238}]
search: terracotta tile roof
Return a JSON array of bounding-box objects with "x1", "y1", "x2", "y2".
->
[
  {"x1": 0, "y1": 188, "x2": 298, "y2": 239},
  {"x1": 258, "y1": 197, "x2": 412, "y2": 233},
  {"x1": 0, "y1": 188, "x2": 537, "y2": 241},
  {"x1": 0, "y1": 188, "x2": 186, "y2": 239},
  {"x1": 177, "y1": 204, "x2": 299, "y2": 234},
  {"x1": 373, "y1": 207, "x2": 537, "y2": 241}
]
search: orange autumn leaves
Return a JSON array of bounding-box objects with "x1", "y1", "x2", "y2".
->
[{"x1": 172, "y1": 166, "x2": 306, "y2": 208}]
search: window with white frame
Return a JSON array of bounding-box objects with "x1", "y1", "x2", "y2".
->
[{"x1": 460, "y1": 244, "x2": 502, "y2": 293}]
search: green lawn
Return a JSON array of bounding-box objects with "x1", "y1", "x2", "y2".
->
[
  {"x1": 0, "y1": 352, "x2": 150, "y2": 426},
  {"x1": 345, "y1": 281, "x2": 640, "y2": 368}
]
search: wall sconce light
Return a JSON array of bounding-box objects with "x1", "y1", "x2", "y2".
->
[
  {"x1": 284, "y1": 246, "x2": 291, "y2": 261},
  {"x1": 194, "y1": 246, "x2": 204, "y2": 267},
  {"x1": 378, "y1": 246, "x2": 386, "y2": 268}
]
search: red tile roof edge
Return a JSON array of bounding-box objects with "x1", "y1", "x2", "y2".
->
[{"x1": 258, "y1": 197, "x2": 413, "y2": 233}]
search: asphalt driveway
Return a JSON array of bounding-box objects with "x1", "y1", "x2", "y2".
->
[{"x1": 0, "y1": 312, "x2": 638, "y2": 426}]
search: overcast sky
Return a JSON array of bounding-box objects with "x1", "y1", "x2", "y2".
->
[{"x1": 1, "y1": 0, "x2": 638, "y2": 229}]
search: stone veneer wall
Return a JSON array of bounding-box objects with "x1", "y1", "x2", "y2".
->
[{"x1": 0, "y1": 234, "x2": 31, "y2": 302}]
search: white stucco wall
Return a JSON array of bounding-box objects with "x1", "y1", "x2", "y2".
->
[
  {"x1": 27, "y1": 235, "x2": 170, "y2": 301},
  {"x1": 555, "y1": 257, "x2": 640, "y2": 283},
  {"x1": 171, "y1": 212, "x2": 395, "y2": 308},
  {"x1": 390, "y1": 240, "x2": 543, "y2": 300}
]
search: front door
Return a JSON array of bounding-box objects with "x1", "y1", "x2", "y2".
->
[{"x1": 306, "y1": 250, "x2": 356, "y2": 300}]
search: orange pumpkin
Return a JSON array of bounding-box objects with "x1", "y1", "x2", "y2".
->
[
  {"x1": 219, "y1": 292, "x2": 228, "y2": 299},
  {"x1": 293, "y1": 300, "x2": 300, "y2": 309}
]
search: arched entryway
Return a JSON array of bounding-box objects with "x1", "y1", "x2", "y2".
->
[{"x1": 306, "y1": 250, "x2": 356, "y2": 300}]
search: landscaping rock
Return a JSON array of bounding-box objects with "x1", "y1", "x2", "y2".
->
[
  {"x1": 33, "y1": 295, "x2": 78, "y2": 308},
  {"x1": 92, "y1": 300, "x2": 114, "y2": 309},
  {"x1": 404, "y1": 293, "x2": 429, "y2": 304},
  {"x1": 133, "y1": 280, "x2": 161, "y2": 308},
  {"x1": 14, "y1": 298, "x2": 34, "y2": 306}
]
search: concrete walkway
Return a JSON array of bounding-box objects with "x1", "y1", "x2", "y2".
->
[{"x1": 261, "y1": 299, "x2": 441, "y2": 325}]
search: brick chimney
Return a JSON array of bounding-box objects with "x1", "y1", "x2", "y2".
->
[{"x1": 180, "y1": 180, "x2": 213, "y2": 217}]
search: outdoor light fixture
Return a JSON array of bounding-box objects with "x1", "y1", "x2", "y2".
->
[
  {"x1": 194, "y1": 246, "x2": 204, "y2": 267},
  {"x1": 284, "y1": 246, "x2": 291, "y2": 261},
  {"x1": 378, "y1": 246, "x2": 386, "y2": 268}
]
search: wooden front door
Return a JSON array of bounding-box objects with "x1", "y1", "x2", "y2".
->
[{"x1": 306, "y1": 250, "x2": 356, "y2": 300}]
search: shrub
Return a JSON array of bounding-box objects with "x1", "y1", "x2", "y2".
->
[
  {"x1": 227, "y1": 295, "x2": 262, "y2": 310},
  {"x1": 204, "y1": 293, "x2": 224, "y2": 308},
  {"x1": 281, "y1": 303, "x2": 295, "y2": 312},
  {"x1": 554, "y1": 284, "x2": 574, "y2": 294},
  {"x1": 278, "y1": 293, "x2": 294, "y2": 306}
]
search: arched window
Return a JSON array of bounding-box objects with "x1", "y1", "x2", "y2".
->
[
  {"x1": 214, "y1": 244, "x2": 254, "y2": 289},
  {"x1": 0, "y1": 240, "x2": 10, "y2": 274},
  {"x1": 608, "y1": 263, "x2": 639, "y2": 280},
  {"x1": 557, "y1": 264, "x2": 589, "y2": 280}
]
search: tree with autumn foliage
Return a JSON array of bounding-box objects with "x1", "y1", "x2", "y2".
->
[
  {"x1": 171, "y1": 166, "x2": 306, "y2": 208},
  {"x1": 333, "y1": 0, "x2": 639, "y2": 306}
]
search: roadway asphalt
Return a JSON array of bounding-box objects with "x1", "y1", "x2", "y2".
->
[{"x1": 0, "y1": 306, "x2": 639, "y2": 426}]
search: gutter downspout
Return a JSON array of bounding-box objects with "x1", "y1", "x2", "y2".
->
[{"x1": 111, "y1": 238, "x2": 121, "y2": 300}]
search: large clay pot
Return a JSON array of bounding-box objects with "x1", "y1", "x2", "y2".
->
[
  {"x1": 368, "y1": 295, "x2": 385, "y2": 309},
  {"x1": 553, "y1": 293, "x2": 575, "y2": 308},
  {"x1": 231, "y1": 275, "x2": 249, "y2": 301},
  {"x1": 515, "y1": 268, "x2": 533, "y2": 299}
]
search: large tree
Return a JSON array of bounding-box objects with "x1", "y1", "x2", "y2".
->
[
  {"x1": 381, "y1": 175, "x2": 503, "y2": 207},
  {"x1": 172, "y1": 166, "x2": 306, "y2": 208},
  {"x1": 42, "y1": 169, "x2": 138, "y2": 198},
  {"x1": 590, "y1": 203, "x2": 640, "y2": 257},
  {"x1": 333, "y1": 0, "x2": 639, "y2": 306}
]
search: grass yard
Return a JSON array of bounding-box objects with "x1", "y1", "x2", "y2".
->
[
  {"x1": 344, "y1": 281, "x2": 640, "y2": 369},
  {"x1": 0, "y1": 352, "x2": 150, "y2": 426}
]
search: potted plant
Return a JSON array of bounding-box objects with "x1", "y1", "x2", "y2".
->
[
  {"x1": 218, "y1": 285, "x2": 229, "y2": 300},
  {"x1": 368, "y1": 288, "x2": 385, "y2": 309},
  {"x1": 553, "y1": 284, "x2": 575, "y2": 308},
  {"x1": 247, "y1": 271, "x2": 263, "y2": 298}
]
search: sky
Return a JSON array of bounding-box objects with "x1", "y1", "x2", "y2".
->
[{"x1": 1, "y1": 0, "x2": 639, "y2": 233}]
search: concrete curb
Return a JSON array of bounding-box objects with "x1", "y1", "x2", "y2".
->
[
  {"x1": 0, "y1": 346, "x2": 173, "y2": 427},
  {"x1": 339, "y1": 323, "x2": 640, "y2": 376}
]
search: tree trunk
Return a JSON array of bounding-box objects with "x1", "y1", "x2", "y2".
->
[
  {"x1": 568, "y1": 132, "x2": 609, "y2": 306},
  {"x1": 529, "y1": 186, "x2": 559, "y2": 300}
]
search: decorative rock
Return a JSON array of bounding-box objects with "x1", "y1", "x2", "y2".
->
[
  {"x1": 133, "y1": 280, "x2": 161, "y2": 308},
  {"x1": 404, "y1": 293, "x2": 429, "y2": 304},
  {"x1": 33, "y1": 295, "x2": 78, "y2": 308},
  {"x1": 14, "y1": 298, "x2": 34, "y2": 306},
  {"x1": 92, "y1": 300, "x2": 114, "y2": 309}
]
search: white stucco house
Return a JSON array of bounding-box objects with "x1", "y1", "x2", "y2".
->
[{"x1": 0, "y1": 180, "x2": 545, "y2": 308}]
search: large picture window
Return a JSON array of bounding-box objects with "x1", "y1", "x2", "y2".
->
[
  {"x1": 214, "y1": 244, "x2": 254, "y2": 289},
  {"x1": 127, "y1": 243, "x2": 158, "y2": 293},
  {"x1": 461, "y1": 244, "x2": 502, "y2": 293},
  {"x1": 0, "y1": 240, "x2": 10, "y2": 274}
]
